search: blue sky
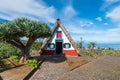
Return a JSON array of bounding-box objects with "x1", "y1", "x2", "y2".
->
[{"x1": 0, "y1": 0, "x2": 120, "y2": 43}]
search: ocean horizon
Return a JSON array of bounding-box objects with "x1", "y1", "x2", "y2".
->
[{"x1": 83, "y1": 43, "x2": 120, "y2": 50}]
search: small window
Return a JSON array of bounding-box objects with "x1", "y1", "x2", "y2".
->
[
  {"x1": 64, "y1": 43, "x2": 71, "y2": 48},
  {"x1": 57, "y1": 31, "x2": 62, "y2": 38},
  {"x1": 48, "y1": 43, "x2": 55, "y2": 49}
]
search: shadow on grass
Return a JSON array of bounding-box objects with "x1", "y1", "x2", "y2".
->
[{"x1": 0, "y1": 59, "x2": 24, "y2": 72}]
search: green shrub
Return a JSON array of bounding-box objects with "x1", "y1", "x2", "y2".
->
[
  {"x1": 10, "y1": 55, "x2": 20, "y2": 62},
  {"x1": 81, "y1": 51, "x2": 95, "y2": 56},
  {"x1": 0, "y1": 43, "x2": 22, "y2": 58},
  {"x1": 81, "y1": 49, "x2": 120, "y2": 57},
  {"x1": 31, "y1": 42, "x2": 41, "y2": 51},
  {"x1": 102, "y1": 49, "x2": 120, "y2": 56},
  {"x1": 24, "y1": 58, "x2": 38, "y2": 68}
]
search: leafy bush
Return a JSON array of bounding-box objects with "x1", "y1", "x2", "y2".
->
[
  {"x1": 81, "y1": 51, "x2": 94, "y2": 56},
  {"x1": 81, "y1": 49, "x2": 120, "y2": 57},
  {"x1": 24, "y1": 58, "x2": 38, "y2": 68},
  {"x1": 31, "y1": 41, "x2": 41, "y2": 51},
  {"x1": 102, "y1": 49, "x2": 120, "y2": 56},
  {"x1": 0, "y1": 43, "x2": 22, "y2": 58},
  {"x1": 10, "y1": 55, "x2": 20, "y2": 62}
]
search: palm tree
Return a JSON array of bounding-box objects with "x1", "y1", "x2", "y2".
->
[
  {"x1": 79, "y1": 37, "x2": 84, "y2": 49},
  {"x1": 88, "y1": 41, "x2": 97, "y2": 57},
  {"x1": 88, "y1": 41, "x2": 96, "y2": 49}
]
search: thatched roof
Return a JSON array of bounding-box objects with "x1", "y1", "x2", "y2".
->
[{"x1": 39, "y1": 19, "x2": 80, "y2": 54}]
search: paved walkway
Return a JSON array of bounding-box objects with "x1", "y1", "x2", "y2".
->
[
  {"x1": 30, "y1": 56, "x2": 93, "y2": 80},
  {"x1": 58, "y1": 56, "x2": 120, "y2": 80},
  {"x1": 31, "y1": 56, "x2": 120, "y2": 80}
]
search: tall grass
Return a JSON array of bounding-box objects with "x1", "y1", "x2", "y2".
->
[{"x1": 80, "y1": 49, "x2": 120, "y2": 57}]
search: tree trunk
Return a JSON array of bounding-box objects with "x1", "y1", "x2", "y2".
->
[
  {"x1": 19, "y1": 47, "x2": 31, "y2": 63},
  {"x1": 7, "y1": 37, "x2": 36, "y2": 63}
]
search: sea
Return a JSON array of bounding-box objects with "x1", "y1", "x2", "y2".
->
[{"x1": 83, "y1": 43, "x2": 120, "y2": 50}]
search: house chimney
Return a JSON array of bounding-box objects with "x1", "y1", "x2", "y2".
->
[
  {"x1": 56, "y1": 18, "x2": 60, "y2": 26},
  {"x1": 57, "y1": 18, "x2": 60, "y2": 21}
]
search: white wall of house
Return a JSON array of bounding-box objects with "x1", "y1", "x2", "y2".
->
[{"x1": 45, "y1": 27, "x2": 75, "y2": 50}]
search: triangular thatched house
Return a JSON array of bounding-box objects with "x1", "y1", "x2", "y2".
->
[{"x1": 39, "y1": 19, "x2": 80, "y2": 56}]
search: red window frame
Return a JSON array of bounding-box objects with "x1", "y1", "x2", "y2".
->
[{"x1": 57, "y1": 31, "x2": 62, "y2": 38}]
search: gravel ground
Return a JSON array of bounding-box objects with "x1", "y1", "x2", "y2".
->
[{"x1": 31, "y1": 56, "x2": 120, "y2": 80}]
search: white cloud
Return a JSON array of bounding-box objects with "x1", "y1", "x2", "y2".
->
[
  {"x1": 66, "y1": 24, "x2": 104, "y2": 35},
  {"x1": 105, "y1": 0, "x2": 119, "y2": 3},
  {"x1": 79, "y1": 20, "x2": 94, "y2": 27},
  {"x1": 0, "y1": 0, "x2": 56, "y2": 23},
  {"x1": 108, "y1": 27, "x2": 120, "y2": 32},
  {"x1": 104, "y1": 23, "x2": 108, "y2": 25},
  {"x1": 101, "y1": 0, "x2": 119, "y2": 10},
  {"x1": 106, "y1": 6, "x2": 120, "y2": 22},
  {"x1": 95, "y1": 17, "x2": 102, "y2": 21},
  {"x1": 118, "y1": 23, "x2": 120, "y2": 27},
  {"x1": 67, "y1": 24, "x2": 120, "y2": 43},
  {"x1": 63, "y1": 5, "x2": 77, "y2": 19},
  {"x1": 65, "y1": 25, "x2": 86, "y2": 34}
]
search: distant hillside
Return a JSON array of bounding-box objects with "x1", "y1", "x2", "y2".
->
[{"x1": 0, "y1": 18, "x2": 10, "y2": 22}]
